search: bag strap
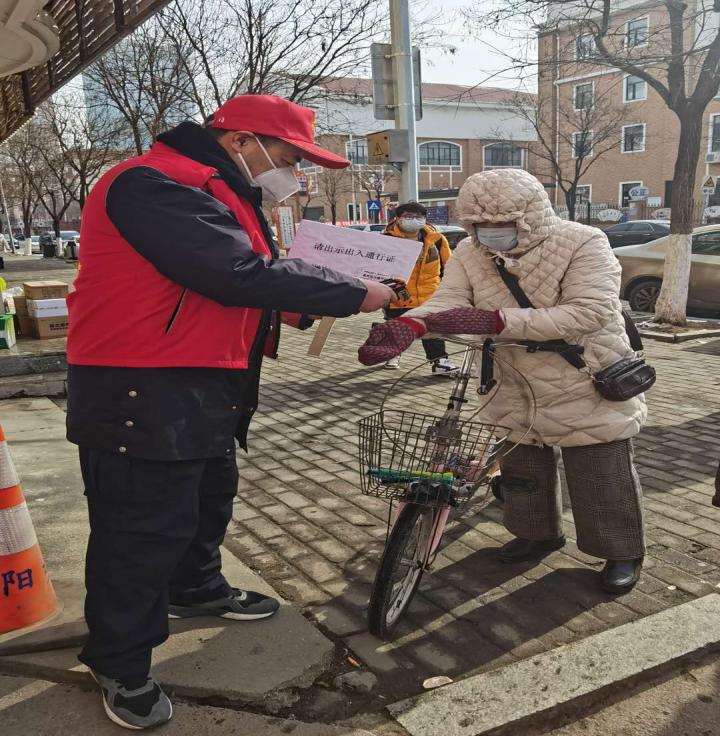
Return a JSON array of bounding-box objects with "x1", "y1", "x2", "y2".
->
[
  {"x1": 495, "y1": 258, "x2": 535, "y2": 309},
  {"x1": 622, "y1": 309, "x2": 644, "y2": 352},
  {"x1": 494, "y1": 258, "x2": 588, "y2": 370}
]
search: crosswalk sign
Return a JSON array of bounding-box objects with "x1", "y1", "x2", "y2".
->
[{"x1": 367, "y1": 199, "x2": 382, "y2": 212}]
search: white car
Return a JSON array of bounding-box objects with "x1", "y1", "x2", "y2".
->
[{"x1": 615, "y1": 224, "x2": 720, "y2": 314}]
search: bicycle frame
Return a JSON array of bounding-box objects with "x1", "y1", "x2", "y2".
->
[{"x1": 390, "y1": 341, "x2": 489, "y2": 564}]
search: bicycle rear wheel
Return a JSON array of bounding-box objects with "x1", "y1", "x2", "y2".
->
[{"x1": 368, "y1": 502, "x2": 437, "y2": 639}]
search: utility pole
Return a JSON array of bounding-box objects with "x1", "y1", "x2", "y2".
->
[{"x1": 390, "y1": 0, "x2": 418, "y2": 202}]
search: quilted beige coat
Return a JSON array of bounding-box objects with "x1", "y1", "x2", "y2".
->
[{"x1": 406, "y1": 169, "x2": 647, "y2": 447}]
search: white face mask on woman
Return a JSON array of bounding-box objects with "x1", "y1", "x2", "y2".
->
[
  {"x1": 235, "y1": 135, "x2": 300, "y2": 202},
  {"x1": 474, "y1": 225, "x2": 518, "y2": 252}
]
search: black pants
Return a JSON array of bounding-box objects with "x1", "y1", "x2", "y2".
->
[
  {"x1": 78, "y1": 448, "x2": 237, "y2": 681},
  {"x1": 384, "y1": 307, "x2": 447, "y2": 361}
]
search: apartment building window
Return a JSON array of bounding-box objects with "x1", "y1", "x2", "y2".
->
[
  {"x1": 624, "y1": 75, "x2": 647, "y2": 102},
  {"x1": 710, "y1": 114, "x2": 720, "y2": 152},
  {"x1": 576, "y1": 33, "x2": 597, "y2": 60},
  {"x1": 419, "y1": 141, "x2": 461, "y2": 168},
  {"x1": 575, "y1": 185, "x2": 592, "y2": 204},
  {"x1": 346, "y1": 139, "x2": 368, "y2": 165},
  {"x1": 574, "y1": 83, "x2": 594, "y2": 111},
  {"x1": 626, "y1": 17, "x2": 649, "y2": 48},
  {"x1": 622, "y1": 124, "x2": 646, "y2": 153},
  {"x1": 483, "y1": 142, "x2": 524, "y2": 168},
  {"x1": 572, "y1": 131, "x2": 594, "y2": 159}
]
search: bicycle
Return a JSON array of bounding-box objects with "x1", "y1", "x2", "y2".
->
[{"x1": 359, "y1": 338, "x2": 538, "y2": 639}]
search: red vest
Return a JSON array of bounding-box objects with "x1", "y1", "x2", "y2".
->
[{"x1": 67, "y1": 143, "x2": 272, "y2": 369}]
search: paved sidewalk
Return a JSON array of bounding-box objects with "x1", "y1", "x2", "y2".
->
[
  {"x1": 0, "y1": 398, "x2": 336, "y2": 708},
  {"x1": 0, "y1": 674, "x2": 375, "y2": 736},
  {"x1": 226, "y1": 313, "x2": 720, "y2": 701}
]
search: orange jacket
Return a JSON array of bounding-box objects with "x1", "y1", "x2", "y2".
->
[{"x1": 384, "y1": 221, "x2": 452, "y2": 308}]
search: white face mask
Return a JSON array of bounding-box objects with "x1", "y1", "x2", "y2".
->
[
  {"x1": 474, "y1": 225, "x2": 518, "y2": 252},
  {"x1": 235, "y1": 135, "x2": 300, "y2": 202},
  {"x1": 398, "y1": 217, "x2": 426, "y2": 233}
]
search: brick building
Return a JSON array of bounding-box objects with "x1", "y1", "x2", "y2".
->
[
  {"x1": 297, "y1": 78, "x2": 538, "y2": 225},
  {"x1": 537, "y1": 1, "x2": 720, "y2": 218}
]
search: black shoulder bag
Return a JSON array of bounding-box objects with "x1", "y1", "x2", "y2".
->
[{"x1": 495, "y1": 259, "x2": 656, "y2": 401}]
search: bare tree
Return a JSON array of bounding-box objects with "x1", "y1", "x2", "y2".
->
[
  {"x1": 83, "y1": 22, "x2": 196, "y2": 155},
  {"x1": 314, "y1": 168, "x2": 352, "y2": 224},
  {"x1": 39, "y1": 93, "x2": 123, "y2": 209},
  {"x1": 0, "y1": 126, "x2": 44, "y2": 237},
  {"x1": 507, "y1": 85, "x2": 626, "y2": 221},
  {"x1": 25, "y1": 114, "x2": 79, "y2": 237},
  {"x1": 157, "y1": 0, "x2": 448, "y2": 120},
  {"x1": 472, "y1": 0, "x2": 720, "y2": 324},
  {"x1": 356, "y1": 165, "x2": 395, "y2": 201}
]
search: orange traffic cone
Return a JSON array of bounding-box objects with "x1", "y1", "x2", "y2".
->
[{"x1": 0, "y1": 424, "x2": 58, "y2": 634}]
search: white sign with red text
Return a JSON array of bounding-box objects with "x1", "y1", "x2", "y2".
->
[{"x1": 290, "y1": 219, "x2": 421, "y2": 282}]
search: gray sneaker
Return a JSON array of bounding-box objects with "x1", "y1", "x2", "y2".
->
[
  {"x1": 168, "y1": 587, "x2": 280, "y2": 620},
  {"x1": 90, "y1": 670, "x2": 172, "y2": 730}
]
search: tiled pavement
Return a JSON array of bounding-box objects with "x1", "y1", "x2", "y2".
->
[{"x1": 225, "y1": 313, "x2": 720, "y2": 701}]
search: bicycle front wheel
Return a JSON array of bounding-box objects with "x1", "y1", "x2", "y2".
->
[{"x1": 368, "y1": 502, "x2": 438, "y2": 639}]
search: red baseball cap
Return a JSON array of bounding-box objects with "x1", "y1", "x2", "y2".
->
[{"x1": 210, "y1": 94, "x2": 350, "y2": 169}]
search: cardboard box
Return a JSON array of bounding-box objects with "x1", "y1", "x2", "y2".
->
[
  {"x1": 27, "y1": 298, "x2": 68, "y2": 318},
  {"x1": 13, "y1": 295, "x2": 28, "y2": 316},
  {"x1": 0, "y1": 314, "x2": 17, "y2": 348},
  {"x1": 14, "y1": 312, "x2": 34, "y2": 337},
  {"x1": 23, "y1": 280, "x2": 69, "y2": 300},
  {"x1": 31, "y1": 316, "x2": 69, "y2": 339}
]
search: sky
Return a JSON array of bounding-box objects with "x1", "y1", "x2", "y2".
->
[{"x1": 416, "y1": 0, "x2": 536, "y2": 91}]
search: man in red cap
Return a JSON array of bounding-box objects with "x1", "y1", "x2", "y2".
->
[{"x1": 66, "y1": 95, "x2": 395, "y2": 729}]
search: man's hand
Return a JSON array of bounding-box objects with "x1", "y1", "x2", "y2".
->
[
  {"x1": 424, "y1": 307, "x2": 505, "y2": 335},
  {"x1": 359, "y1": 280, "x2": 397, "y2": 313},
  {"x1": 358, "y1": 318, "x2": 427, "y2": 366}
]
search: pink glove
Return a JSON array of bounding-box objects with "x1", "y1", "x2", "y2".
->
[
  {"x1": 358, "y1": 318, "x2": 427, "y2": 366},
  {"x1": 424, "y1": 308, "x2": 504, "y2": 335}
]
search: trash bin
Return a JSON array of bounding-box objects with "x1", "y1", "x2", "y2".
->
[
  {"x1": 64, "y1": 241, "x2": 77, "y2": 260},
  {"x1": 40, "y1": 233, "x2": 55, "y2": 258}
]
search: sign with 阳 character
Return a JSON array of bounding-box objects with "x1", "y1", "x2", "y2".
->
[{"x1": 291, "y1": 220, "x2": 422, "y2": 355}]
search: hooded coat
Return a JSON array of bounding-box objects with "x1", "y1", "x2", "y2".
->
[{"x1": 406, "y1": 169, "x2": 647, "y2": 447}]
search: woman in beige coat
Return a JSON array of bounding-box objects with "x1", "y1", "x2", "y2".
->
[{"x1": 359, "y1": 169, "x2": 647, "y2": 594}]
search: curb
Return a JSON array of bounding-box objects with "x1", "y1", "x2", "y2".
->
[{"x1": 387, "y1": 594, "x2": 720, "y2": 736}]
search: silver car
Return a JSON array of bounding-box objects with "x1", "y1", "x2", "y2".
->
[{"x1": 615, "y1": 225, "x2": 720, "y2": 314}]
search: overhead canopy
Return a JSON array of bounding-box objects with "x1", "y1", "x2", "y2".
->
[{"x1": 0, "y1": 0, "x2": 171, "y2": 143}]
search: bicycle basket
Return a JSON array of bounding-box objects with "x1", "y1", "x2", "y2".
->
[{"x1": 358, "y1": 410, "x2": 510, "y2": 508}]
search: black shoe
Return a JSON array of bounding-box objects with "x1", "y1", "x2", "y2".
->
[
  {"x1": 601, "y1": 558, "x2": 643, "y2": 594},
  {"x1": 168, "y1": 587, "x2": 280, "y2": 620},
  {"x1": 499, "y1": 536, "x2": 566, "y2": 563},
  {"x1": 90, "y1": 670, "x2": 172, "y2": 730}
]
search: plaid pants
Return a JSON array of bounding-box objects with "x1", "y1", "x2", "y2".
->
[{"x1": 498, "y1": 439, "x2": 645, "y2": 561}]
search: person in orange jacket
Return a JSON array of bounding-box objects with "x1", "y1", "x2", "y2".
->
[{"x1": 381, "y1": 202, "x2": 459, "y2": 376}]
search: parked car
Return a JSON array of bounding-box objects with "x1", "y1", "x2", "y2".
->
[
  {"x1": 30, "y1": 235, "x2": 40, "y2": 253},
  {"x1": 615, "y1": 225, "x2": 720, "y2": 314},
  {"x1": 60, "y1": 230, "x2": 80, "y2": 245},
  {"x1": 435, "y1": 225, "x2": 469, "y2": 249},
  {"x1": 603, "y1": 220, "x2": 670, "y2": 248},
  {"x1": 348, "y1": 223, "x2": 387, "y2": 232}
]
